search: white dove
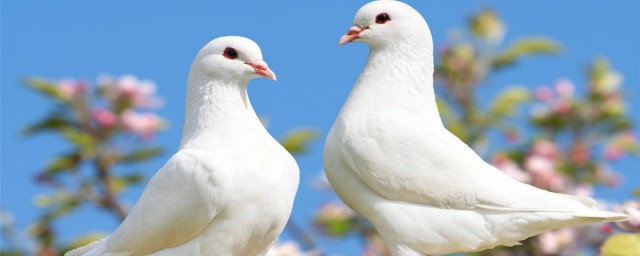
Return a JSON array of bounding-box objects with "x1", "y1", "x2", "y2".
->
[
  {"x1": 66, "y1": 36, "x2": 299, "y2": 256},
  {"x1": 323, "y1": 1, "x2": 627, "y2": 255}
]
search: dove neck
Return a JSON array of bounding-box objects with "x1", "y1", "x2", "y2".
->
[
  {"x1": 347, "y1": 44, "x2": 441, "y2": 121},
  {"x1": 179, "y1": 76, "x2": 261, "y2": 149}
]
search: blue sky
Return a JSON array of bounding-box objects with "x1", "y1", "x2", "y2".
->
[{"x1": 2, "y1": 0, "x2": 639, "y2": 255}]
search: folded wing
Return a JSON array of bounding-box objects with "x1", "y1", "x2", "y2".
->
[
  {"x1": 341, "y1": 110, "x2": 614, "y2": 214},
  {"x1": 105, "y1": 149, "x2": 227, "y2": 255}
]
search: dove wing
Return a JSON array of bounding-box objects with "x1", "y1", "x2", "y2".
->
[
  {"x1": 105, "y1": 149, "x2": 228, "y2": 255},
  {"x1": 341, "y1": 109, "x2": 597, "y2": 212}
]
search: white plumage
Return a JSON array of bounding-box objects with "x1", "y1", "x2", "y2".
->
[
  {"x1": 324, "y1": 1, "x2": 627, "y2": 255},
  {"x1": 66, "y1": 36, "x2": 299, "y2": 256}
]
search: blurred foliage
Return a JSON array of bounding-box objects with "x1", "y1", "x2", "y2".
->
[
  {"x1": 601, "y1": 234, "x2": 640, "y2": 256},
  {"x1": 281, "y1": 129, "x2": 319, "y2": 155},
  {"x1": 2, "y1": 76, "x2": 167, "y2": 255},
  {"x1": 492, "y1": 38, "x2": 562, "y2": 69}
]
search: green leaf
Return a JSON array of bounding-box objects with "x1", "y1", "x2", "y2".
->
[
  {"x1": 602, "y1": 234, "x2": 640, "y2": 256},
  {"x1": 24, "y1": 78, "x2": 64, "y2": 100},
  {"x1": 111, "y1": 174, "x2": 145, "y2": 193},
  {"x1": 22, "y1": 112, "x2": 73, "y2": 136},
  {"x1": 589, "y1": 57, "x2": 610, "y2": 81},
  {"x1": 468, "y1": 9, "x2": 504, "y2": 42},
  {"x1": 447, "y1": 121, "x2": 469, "y2": 142},
  {"x1": 40, "y1": 195, "x2": 80, "y2": 221},
  {"x1": 437, "y1": 99, "x2": 471, "y2": 141},
  {"x1": 118, "y1": 147, "x2": 163, "y2": 164},
  {"x1": 436, "y1": 98, "x2": 458, "y2": 124},
  {"x1": 44, "y1": 153, "x2": 81, "y2": 175},
  {"x1": 0, "y1": 250, "x2": 24, "y2": 256},
  {"x1": 633, "y1": 188, "x2": 640, "y2": 197},
  {"x1": 489, "y1": 86, "x2": 531, "y2": 118},
  {"x1": 61, "y1": 128, "x2": 95, "y2": 149},
  {"x1": 33, "y1": 191, "x2": 75, "y2": 209},
  {"x1": 492, "y1": 38, "x2": 562, "y2": 69},
  {"x1": 323, "y1": 218, "x2": 355, "y2": 237},
  {"x1": 280, "y1": 129, "x2": 318, "y2": 155}
]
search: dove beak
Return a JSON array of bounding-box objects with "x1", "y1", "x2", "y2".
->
[
  {"x1": 339, "y1": 26, "x2": 366, "y2": 45},
  {"x1": 246, "y1": 60, "x2": 277, "y2": 81}
]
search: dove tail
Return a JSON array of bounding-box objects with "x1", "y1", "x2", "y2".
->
[
  {"x1": 554, "y1": 193, "x2": 628, "y2": 225},
  {"x1": 534, "y1": 210, "x2": 629, "y2": 230},
  {"x1": 571, "y1": 210, "x2": 629, "y2": 223}
]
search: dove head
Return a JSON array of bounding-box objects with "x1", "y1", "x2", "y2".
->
[
  {"x1": 339, "y1": 0, "x2": 432, "y2": 49},
  {"x1": 191, "y1": 36, "x2": 276, "y2": 82}
]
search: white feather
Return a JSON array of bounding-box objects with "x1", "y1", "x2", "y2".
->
[
  {"x1": 66, "y1": 36, "x2": 299, "y2": 256},
  {"x1": 324, "y1": 1, "x2": 627, "y2": 255}
]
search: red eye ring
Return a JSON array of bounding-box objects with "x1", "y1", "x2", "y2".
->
[
  {"x1": 376, "y1": 13, "x2": 391, "y2": 24},
  {"x1": 223, "y1": 47, "x2": 239, "y2": 59}
]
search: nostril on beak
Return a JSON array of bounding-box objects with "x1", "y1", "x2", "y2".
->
[
  {"x1": 247, "y1": 60, "x2": 270, "y2": 70},
  {"x1": 246, "y1": 60, "x2": 276, "y2": 80}
]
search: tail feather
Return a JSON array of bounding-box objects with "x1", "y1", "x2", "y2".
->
[
  {"x1": 530, "y1": 210, "x2": 629, "y2": 231},
  {"x1": 556, "y1": 193, "x2": 598, "y2": 209},
  {"x1": 572, "y1": 210, "x2": 629, "y2": 222}
]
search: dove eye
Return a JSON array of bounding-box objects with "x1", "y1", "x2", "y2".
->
[
  {"x1": 376, "y1": 13, "x2": 391, "y2": 24},
  {"x1": 223, "y1": 47, "x2": 239, "y2": 60}
]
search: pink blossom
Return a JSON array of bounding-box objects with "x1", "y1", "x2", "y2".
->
[
  {"x1": 316, "y1": 201, "x2": 356, "y2": 221},
  {"x1": 524, "y1": 155, "x2": 554, "y2": 174},
  {"x1": 104, "y1": 75, "x2": 163, "y2": 108},
  {"x1": 121, "y1": 111, "x2": 164, "y2": 139},
  {"x1": 534, "y1": 86, "x2": 553, "y2": 102},
  {"x1": 58, "y1": 79, "x2": 87, "y2": 100},
  {"x1": 615, "y1": 202, "x2": 640, "y2": 232},
  {"x1": 570, "y1": 143, "x2": 591, "y2": 166},
  {"x1": 266, "y1": 241, "x2": 304, "y2": 256},
  {"x1": 552, "y1": 100, "x2": 572, "y2": 115},
  {"x1": 571, "y1": 185, "x2": 594, "y2": 198},
  {"x1": 554, "y1": 79, "x2": 574, "y2": 99},
  {"x1": 524, "y1": 155, "x2": 565, "y2": 191},
  {"x1": 91, "y1": 108, "x2": 118, "y2": 127},
  {"x1": 604, "y1": 144, "x2": 624, "y2": 161},
  {"x1": 531, "y1": 140, "x2": 559, "y2": 160},
  {"x1": 538, "y1": 228, "x2": 576, "y2": 254},
  {"x1": 314, "y1": 201, "x2": 357, "y2": 236},
  {"x1": 493, "y1": 155, "x2": 531, "y2": 183},
  {"x1": 622, "y1": 130, "x2": 637, "y2": 140},
  {"x1": 525, "y1": 141, "x2": 568, "y2": 190},
  {"x1": 363, "y1": 235, "x2": 391, "y2": 256},
  {"x1": 595, "y1": 167, "x2": 621, "y2": 187}
]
